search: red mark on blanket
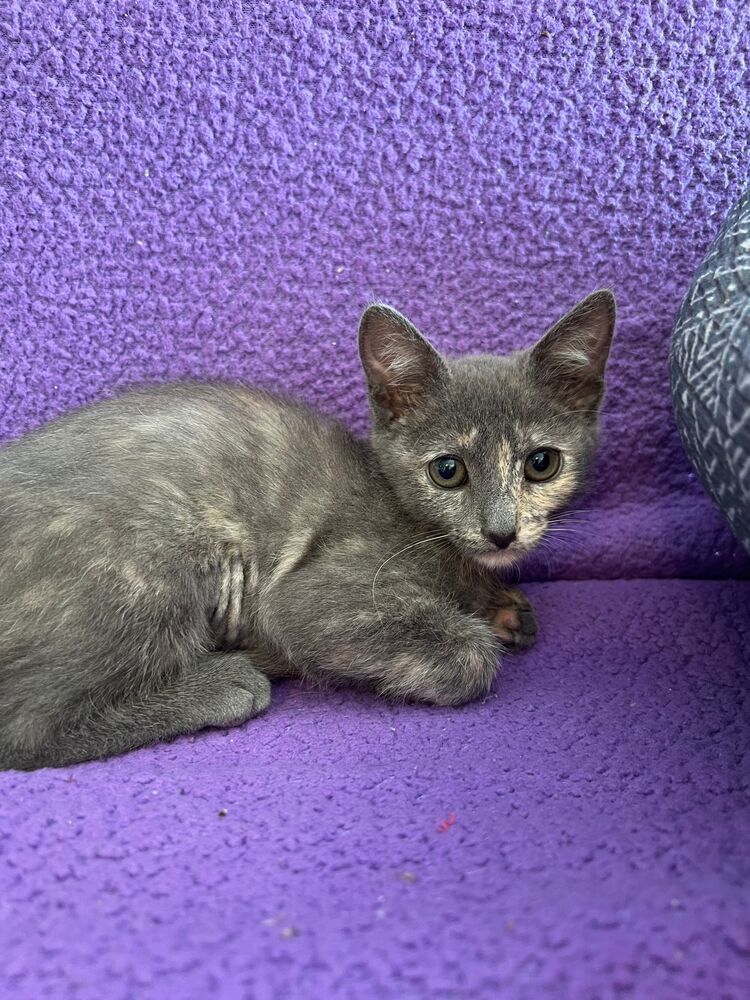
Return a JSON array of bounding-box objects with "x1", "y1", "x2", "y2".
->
[{"x1": 437, "y1": 812, "x2": 457, "y2": 833}]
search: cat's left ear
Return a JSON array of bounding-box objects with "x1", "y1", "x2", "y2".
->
[
  {"x1": 530, "y1": 290, "x2": 616, "y2": 411},
  {"x1": 359, "y1": 304, "x2": 447, "y2": 422}
]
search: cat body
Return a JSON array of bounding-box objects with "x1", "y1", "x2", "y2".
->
[{"x1": 0, "y1": 293, "x2": 615, "y2": 769}]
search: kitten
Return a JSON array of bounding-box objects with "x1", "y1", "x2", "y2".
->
[{"x1": 0, "y1": 291, "x2": 615, "y2": 770}]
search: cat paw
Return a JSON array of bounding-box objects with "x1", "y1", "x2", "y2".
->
[
  {"x1": 198, "y1": 654, "x2": 272, "y2": 728},
  {"x1": 490, "y1": 588, "x2": 538, "y2": 652}
]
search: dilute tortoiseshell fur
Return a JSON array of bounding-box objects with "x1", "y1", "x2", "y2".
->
[{"x1": 0, "y1": 292, "x2": 615, "y2": 769}]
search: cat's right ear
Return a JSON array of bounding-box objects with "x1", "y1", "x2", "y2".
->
[
  {"x1": 358, "y1": 304, "x2": 447, "y2": 422},
  {"x1": 529, "y1": 290, "x2": 616, "y2": 411}
]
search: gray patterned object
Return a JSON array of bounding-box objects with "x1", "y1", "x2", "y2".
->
[{"x1": 670, "y1": 187, "x2": 750, "y2": 554}]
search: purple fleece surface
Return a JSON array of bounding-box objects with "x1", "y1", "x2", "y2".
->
[
  {"x1": 2, "y1": 3, "x2": 750, "y2": 997},
  {"x1": 1, "y1": 582, "x2": 749, "y2": 998}
]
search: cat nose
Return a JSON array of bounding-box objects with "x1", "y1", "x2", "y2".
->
[{"x1": 485, "y1": 530, "x2": 517, "y2": 550}]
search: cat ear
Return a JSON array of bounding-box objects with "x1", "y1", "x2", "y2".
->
[
  {"x1": 358, "y1": 304, "x2": 447, "y2": 421},
  {"x1": 530, "y1": 290, "x2": 616, "y2": 411}
]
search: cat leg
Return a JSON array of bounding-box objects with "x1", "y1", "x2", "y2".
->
[
  {"x1": 1, "y1": 652, "x2": 271, "y2": 770},
  {"x1": 261, "y1": 563, "x2": 502, "y2": 706}
]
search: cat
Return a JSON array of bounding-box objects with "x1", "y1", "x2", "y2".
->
[{"x1": 0, "y1": 290, "x2": 615, "y2": 770}]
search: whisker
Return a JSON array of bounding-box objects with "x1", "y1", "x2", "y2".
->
[
  {"x1": 547, "y1": 510, "x2": 596, "y2": 522},
  {"x1": 371, "y1": 533, "x2": 452, "y2": 615},
  {"x1": 542, "y1": 527, "x2": 587, "y2": 536}
]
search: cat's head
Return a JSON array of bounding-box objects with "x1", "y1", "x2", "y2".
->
[{"x1": 359, "y1": 291, "x2": 616, "y2": 569}]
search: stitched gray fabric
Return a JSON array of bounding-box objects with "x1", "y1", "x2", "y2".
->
[{"x1": 670, "y1": 188, "x2": 750, "y2": 554}]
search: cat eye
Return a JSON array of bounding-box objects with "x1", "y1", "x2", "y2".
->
[
  {"x1": 524, "y1": 448, "x2": 562, "y2": 482},
  {"x1": 427, "y1": 455, "x2": 468, "y2": 489}
]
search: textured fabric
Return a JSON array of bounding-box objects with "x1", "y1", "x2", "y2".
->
[
  {"x1": 2, "y1": 3, "x2": 750, "y2": 998},
  {"x1": 2, "y1": 0, "x2": 750, "y2": 579},
  {"x1": 2, "y1": 581, "x2": 749, "y2": 999},
  {"x1": 671, "y1": 187, "x2": 750, "y2": 554}
]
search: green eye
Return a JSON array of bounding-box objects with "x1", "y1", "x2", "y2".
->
[
  {"x1": 524, "y1": 448, "x2": 562, "y2": 482},
  {"x1": 428, "y1": 455, "x2": 468, "y2": 489}
]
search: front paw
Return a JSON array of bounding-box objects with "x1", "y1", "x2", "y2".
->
[
  {"x1": 490, "y1": 588, "x2": 538, "y2": 652},
  {"x1": 197, "y1": 653, "x2": 272, "y2": 728}
]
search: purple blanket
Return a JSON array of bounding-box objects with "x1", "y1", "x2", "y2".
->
[
  {"x1": 3, "y1": 582, "x2": 749, "y2": 997},
  {"x1": 1, "y1": 2, "x2": 748, "y2": 997}
]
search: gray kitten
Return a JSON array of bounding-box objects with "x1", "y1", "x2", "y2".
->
[{"x1": 0, "y1": 291, "x2": 615, "y2": 770}]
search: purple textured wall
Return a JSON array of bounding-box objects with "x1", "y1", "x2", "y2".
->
[{"x1": 2, "y1": 0, "x2": 748, "y2": 578}]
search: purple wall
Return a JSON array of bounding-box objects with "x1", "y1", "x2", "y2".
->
[{"x1": 2, "y1": 0, "x2": 749, "y2": 578}]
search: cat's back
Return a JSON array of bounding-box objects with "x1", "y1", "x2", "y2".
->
[
  {"x1": 1, "y1": 380, "x2": 339, "y2": 468},
  {"x1": 0, "y1": 380, "x2": 376, "y2": 545}
]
